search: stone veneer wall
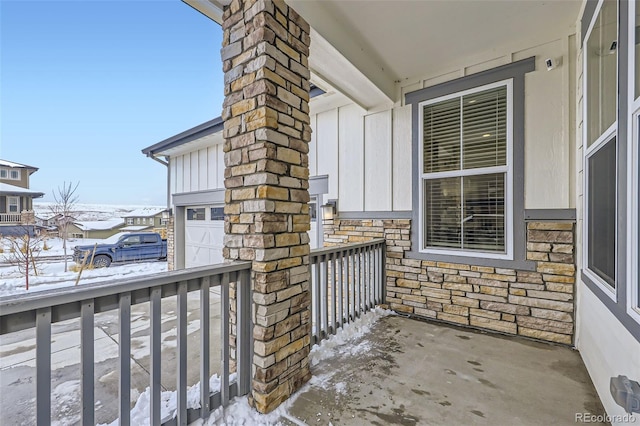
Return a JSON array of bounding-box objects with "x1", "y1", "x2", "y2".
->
[
  {"x1": 166, "y1": 216, "x2": 175, "y2": 271},
  {"x1": 324, "y1": 219, "x2": 576, "y2": 345}
]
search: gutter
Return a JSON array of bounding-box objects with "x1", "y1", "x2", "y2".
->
[{"x1": 145, "y1": 152, "x2": 171, "y2": 208}]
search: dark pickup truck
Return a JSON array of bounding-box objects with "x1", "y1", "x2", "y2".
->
[{"x1": 73, "y1": 232, "x2": 167, "y2": 268}]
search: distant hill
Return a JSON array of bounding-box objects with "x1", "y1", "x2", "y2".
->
[{"x1": 33, "y1": 202, "x2": 165, "y2": 222}]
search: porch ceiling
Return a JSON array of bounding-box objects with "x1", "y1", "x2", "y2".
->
[{"x1": 289, "y1": 0, "x2": 581, "y2": 102}]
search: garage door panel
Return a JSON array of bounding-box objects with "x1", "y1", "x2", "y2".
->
[{"x1": 185, "y1": 205, "x2": 224, "y2": 269}]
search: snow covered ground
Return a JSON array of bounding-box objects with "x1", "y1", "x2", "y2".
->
[
  {"x1": 33, "y1": 202, "x2": 165, "y2": 222},
  {"x1": 107, "y1": 307, "x2": 394, "y2": 426},
  {"x1": 0, "y1": 235, "x2": 167, "y2": 296}
]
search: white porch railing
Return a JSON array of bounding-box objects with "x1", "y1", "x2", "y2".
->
[
  {"x1": 309, "y1": 239, "x2": 386, "y2": 345},
  {"x1": 0, "y1": 262, "x2": 253, "y2": 426},
  {"x1": 0, "y1": 213, "x2": 22, "y2": 223}
]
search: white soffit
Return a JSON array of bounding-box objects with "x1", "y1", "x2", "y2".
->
[
  {"x1": 159, "y1": 132, "x2": 223, "y2": 157},
  {"x1": 292, "y1": 0, "x2": 580, "y2": 95}
]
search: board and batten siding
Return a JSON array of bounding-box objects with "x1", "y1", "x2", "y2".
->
[
  {"x1": 169, "y1": 144, "x2": 225, "y2": 198},
  {"x1": 309, "y1": 103, "x2": 412, "y2": 211},
  {"x1": 309, "y1": 37, "x2": 575, "y2": 212}
]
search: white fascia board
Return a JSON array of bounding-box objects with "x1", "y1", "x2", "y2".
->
[{"x1": 182, "y1": 0, "x2": 227, "y2": 25}]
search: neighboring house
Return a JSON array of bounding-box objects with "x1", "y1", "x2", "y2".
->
[
  {"x1": 121, "y1": 207, "x2": 166, "y2": 232},
  {"x1": 0, "y1": 159, "x2": 44, "y2": 236},
  {"x1": 67, "y1": 219, "x2": 125, "y2": 239},
  {"x1": 143, "y1": 0, "x2": 639, "y2": 419},
  {"x1": 143, "y1": 114, "x2": 327, "y2": 269}
]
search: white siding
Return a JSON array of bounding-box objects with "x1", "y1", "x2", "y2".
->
[
  {"x1": 516, "y1": 40, "x2": 571, "y2": 209},
  {"x1": 198, "y1": 148, "x2": 207, "y2": 192},
  {"x1": 364, "y1": 110, "x2": 392, "y2": 211},
  {"x1": 316, "y1": 109, "x2": 339, "y2": 200},
  {"x1": 170, "y1": 144, "x2": 226, "y2": 195},
  {"x1": 216, "y1": 144, "x2": 225, "y2": 188},
  {"x1": 207, "y1": 147, "x2": 217, "y2": 189},
  {"x1": 574, "y1": 21, "x2": 640, "y2": 420},
  {"x1": 392, "y1": 105, "x2": 412, "y2": 210},
  {"x1": 338, "y1": 104, "x2": 364, "y2": 211},
  {"x1": 309, "y1": 114, "x2": 318, "y2": 177}
]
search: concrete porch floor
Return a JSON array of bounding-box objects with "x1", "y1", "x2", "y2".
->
[{"x1": 284, "y1": 315, "x2": 606, "y2": 426}]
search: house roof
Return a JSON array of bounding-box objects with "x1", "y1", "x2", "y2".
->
[
  {"x1": 121, "y1": 225, "x2": 153, "y2": 231},
  {"x1": 0, "y1": 182, "x2": 44, "y2": 198},
  {"x1": 142, "y1": 117, "x2": 224, "y2": 158},
  {"x1": 0, "y1": 159, "x2": 39, "y2": 173},
  {"x1": 141, "y1": 87, "x2": 325, "y2": 157},
  {"x1": 74, "y1": 219, "x2": 124, "y2": 231},
  {"x1": 123, "y1": 207, "x2": 165, "y2": 218}
]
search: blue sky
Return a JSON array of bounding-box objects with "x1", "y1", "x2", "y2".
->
[{"x1": 1, "y1": 0, "x2": 224, "y2": 205}]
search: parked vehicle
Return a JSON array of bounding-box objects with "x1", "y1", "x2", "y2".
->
[{"x1": 73, "y1": 232, "x2": 167, "y2": 267}]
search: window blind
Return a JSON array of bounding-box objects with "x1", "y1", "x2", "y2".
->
[
  {"x1": 423, "y1": 98, "x2": 460, "y2": 173},
  {"x1": 422, "y1": 85, "x2": 508, "y2": 253},
  {"x1": 462, "y1": 87, "x2": 507, "y2": 169}
]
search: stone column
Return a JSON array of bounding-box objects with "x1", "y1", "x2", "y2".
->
[{"x1": 221, "y1": 0, "x2": 312, "y2": 414}]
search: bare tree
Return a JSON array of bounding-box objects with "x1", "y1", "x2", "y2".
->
[
  {"x1": 2, "y1": 228, "x2": 48, "y2": 290},
  {"x1": 50, "y1": 181, "x2": 80, "y2": 272}
]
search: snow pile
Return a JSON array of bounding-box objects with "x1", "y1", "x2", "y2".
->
[
  {"x1": 114, "y1": 308, "x2": 393, "y2": 426},
  {"x1": 309, "y1": 306, "x2": 394, "y2": 367}
]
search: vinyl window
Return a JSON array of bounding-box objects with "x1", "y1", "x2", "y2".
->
[
  {"x1": 584, "y1": 0, "x2": 618, "y2": 292},
  {"x1": 419, "y1": 82, "x2": 512, "y2": 258}
]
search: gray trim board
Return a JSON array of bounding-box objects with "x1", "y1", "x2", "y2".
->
[
  {"x1": 338, "y1": 211, "x2": 412, "y2": 219},
  {"x1": 582, "y1": 272, "x2": 640, "y2": 341},
  {"x1": 173, "y1": 189, "x2": 225, "y2": 207},
  {"x1": 581, "y1": 0, "x2": 639, "y2": 341},
  {"x1": 405, "y1": 57, "x2": 535, "y2": 271},
  {"x1": 524, "y1": 209, "x2": 576, "y2": 221},
  {"x1": 309, "y1": 175, "x2": 329, "y2": 195}
]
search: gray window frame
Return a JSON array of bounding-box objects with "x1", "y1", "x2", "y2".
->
[
  {"x1": 581, "y1": 0, "x2": 640, "y2": 340},
  {"x1": 405, "y1": 57, "x2": 536, "y2": 271}
]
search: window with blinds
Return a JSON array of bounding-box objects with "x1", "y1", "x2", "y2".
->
[{"x1": 421, "y1": 84, "x2": 509, "y2": 253}]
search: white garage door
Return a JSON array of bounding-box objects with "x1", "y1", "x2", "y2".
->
[{"x1": 185, "y1": 206, "x2": 224, "y2": 269}]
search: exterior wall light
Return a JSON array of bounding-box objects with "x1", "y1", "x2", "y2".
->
[
  {"x1": 321, "y1": 200, "x2": 337, "y2": 221},
  {"x1": 161, "y1": 208, "x2": 173, "y2": 220}
]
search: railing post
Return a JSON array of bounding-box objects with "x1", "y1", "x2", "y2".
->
[
  {"x1": 35, "y1": 307, "x2": 51, "y2": 426},
  {"x1": 118, "y1": 293, "x2": 131, "y2": 426},
  {"x1": 177, "y1": 281, "x2": 188, "y2": 425},
  {"x1": 200, "y1": 276, "x2": 211, "y2": 418},
  {"x1": 381, "y1": 242, "x2": 387, "y2": 304},
  {"x1": 150, "y1": 287, "x2": 162, "y2": 425},
  {"x1": 236, "y1": 269, "x2": 252, "y2": 396},
  {"x1": 221, "y1": 273, "x2": 230, "y2": 407},
  {"x1": 80, "y1": 300, "x2": 94, "y2": 426}
]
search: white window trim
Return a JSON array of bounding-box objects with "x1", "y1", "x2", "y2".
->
[
  {"x1": 0, "y1": 169, "x2": 7, "y2": 179},
  {"x1": 582, "y1": 0, "x2": 619, "y2": 300},
  {"x1": 628, "y1": 0, "x2": 640, "y2": 321},
  {"x1": 7, "y1": 196, "x2": 19, "y2": 213},
  {"x1": 9, "y1": 170, "x2": 20, "y2": 180},
  {"x1": 417, "y1": 79, "x2": 514, "y2": 260}
]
